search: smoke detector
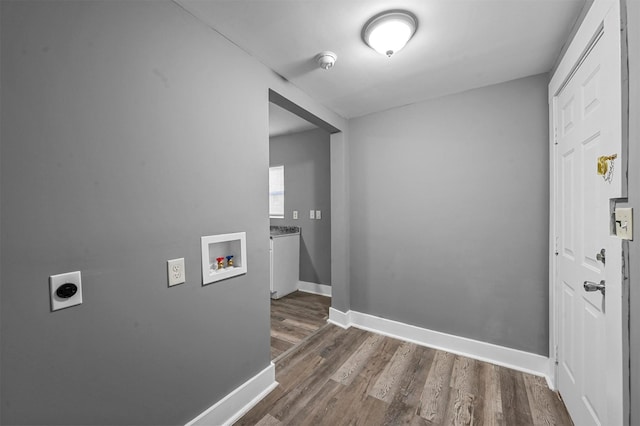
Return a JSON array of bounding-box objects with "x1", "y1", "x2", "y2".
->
[{"x1": 316, "y1": 51, "x2": 337, "y2": 70}]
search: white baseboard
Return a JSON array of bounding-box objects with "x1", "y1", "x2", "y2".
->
[
  {"x1": 546, "y1": 359, "x2": 557, "y2": 390},
  {"x1": 185, "y1": 363, "x2": 277, "y2": 426},
  {"x1": 328, "y1": 309, "x2": 551, "y2": 382},
  {"x1": 328, "y1": 307, "x2": 351, "y2": 328},
  {"x1": 297, "y1": 281, "x2": 332, "y2": 297}
]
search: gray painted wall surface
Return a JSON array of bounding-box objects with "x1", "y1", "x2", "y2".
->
[
  {"x1": 626, "y1": 0, "x2": 639, "y2": 423},
  {"x1": 0, "y1": 1, "x2": 347, "y2": 424},
  {"x1": 270, "y1": 128, "x2": 332, "y2": 285},
  {"x1": 330, "y1": 132, "x2": 351, "y2": 312},
  {"x1": 348, "y1": 74, "x2": 550, "y2": 355}
]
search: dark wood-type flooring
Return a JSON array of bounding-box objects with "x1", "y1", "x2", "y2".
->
[
  {"x1": 241, "y1": 323, "x2": 573, "y2": 425},
  {"x1": 270, "y1": 291, "x2": 331, "y2": 360}
]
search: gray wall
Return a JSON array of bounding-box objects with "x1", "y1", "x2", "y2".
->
[
  {"x1": 348, "y1": 74, "x2": 550, "y2": 355},
  {"x1": 626, "y1": 0, "x2": 639, "y2": 423},
  {"x1": 0, "y1": 1, "x2": 346, "y2": 424},
  {"x1": 330, "y1": 131, "x2": 351, "y2": 312},
  {"x1": 270, "y1": 128, "x2": 332, "y2": 285}
]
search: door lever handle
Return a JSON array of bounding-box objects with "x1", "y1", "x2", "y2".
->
[{"x1": 584, "y1": 280, "x2": 606, "y2": 295}]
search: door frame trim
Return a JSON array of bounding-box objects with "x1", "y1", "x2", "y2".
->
[{"x1": 548, "y1": 1, "x2": 627, "y2": 424}]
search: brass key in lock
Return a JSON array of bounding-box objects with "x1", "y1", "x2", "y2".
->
[{"x1": 597, "y1": 154, "x2": 617, "y2": 175}]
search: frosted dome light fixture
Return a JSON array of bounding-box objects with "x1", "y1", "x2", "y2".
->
[{"x1": 363, "y1": 10, "x2": 417, "y2": 57}]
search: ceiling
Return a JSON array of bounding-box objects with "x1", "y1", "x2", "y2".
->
[{"x1": 176, "y1": 0, "x2": 585, "y2": 119}]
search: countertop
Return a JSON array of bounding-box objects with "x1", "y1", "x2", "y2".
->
[{"x1": 270, "y1": 225, "x2": 301, "y2": 238}]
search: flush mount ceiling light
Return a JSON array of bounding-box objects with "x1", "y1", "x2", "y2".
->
[{"x1": 362, "y1": 10, "x2": 417, "y2": 57}]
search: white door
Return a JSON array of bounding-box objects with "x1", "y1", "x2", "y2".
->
[{"x1": 552, "y1": 1, "x2": 625, "y2": 425}]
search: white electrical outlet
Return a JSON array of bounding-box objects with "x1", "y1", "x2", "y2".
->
[
  {"x1": 50, "y1": 271, "x2": 83, "y2": 312},
  {"x1": 316, "y1": 210, "x2": 321, "y2": 220},
  {"x1": 310, "y1": 210, "x2": 315, "y2": 219},
  {"x1": 167, "y1": 258, "x2": 186, "y2": 286},
  {"x1": 293, "y1": 210, "x2": 298, "y2": 220}
]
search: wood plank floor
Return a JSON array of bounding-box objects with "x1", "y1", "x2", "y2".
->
[
  {"x1": 270, "y1": 291, "x2": 331, "y2": 360},
  {"x1": 240, "y1": 324, "x2": 573, "y2": 426}
]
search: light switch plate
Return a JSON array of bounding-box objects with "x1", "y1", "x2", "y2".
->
[
  {"x1": 309, "y1": 210, "x2": 315, "y2": 219},
  {"x1": 168, "y1": 258, "x2": 186, "y2": 286},
  {"x1": 316, "y1": 210, "x2": 321, "y2": 220},
  {"x1": 615, "y1": 208, "x2": 633, "y2": 240},
  {"x1": 50, "y1": 271, "x2": 82, "y2": 312}
]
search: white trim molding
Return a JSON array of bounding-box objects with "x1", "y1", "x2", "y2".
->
[
  {"x1": 328, "y1": 307, "x2": 351, "y2": 328},
  {"x1": 298, "y1": 281, "x2": 332, "y2": 297},
  {"x1": 185, "y1": 363, "x2": 277, "y2": 426},
  {"x1": 328, "y1": 309, "x2": 551, "y2": 384}
]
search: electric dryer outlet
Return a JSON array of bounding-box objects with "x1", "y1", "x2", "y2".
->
[{"x1": 50, "y1": 271, "x2": 83, "y2": 312}]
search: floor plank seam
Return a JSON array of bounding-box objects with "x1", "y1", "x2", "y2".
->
[{"x1": 272, "y1": 322, "x2": 332, "y2": 364}]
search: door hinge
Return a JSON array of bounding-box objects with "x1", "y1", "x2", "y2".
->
[
  {"x1": 555, "y1": 345, "x2": 559, "y2": 365},
  {"x1": 554, "y1": 127, "x2": 558, "y2": 145}
]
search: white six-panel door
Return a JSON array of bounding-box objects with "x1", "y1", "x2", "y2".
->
[
  {"x1": 556, "y1": 33, "x2": 608, "y2": 425},
  {"x1": 551, "y1": 1, "x2": 625, "y2": 425}
]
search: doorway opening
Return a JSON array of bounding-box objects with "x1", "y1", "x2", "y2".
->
[{"x1": 268, "y1": 90, "x2": 339, "y2": 360}]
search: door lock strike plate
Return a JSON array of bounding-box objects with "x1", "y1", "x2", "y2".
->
[{"x1": 614, "y1": 208, "x2": 633, "y2": 240}]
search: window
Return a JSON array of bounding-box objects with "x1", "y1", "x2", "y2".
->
[{"x1": 269, "y1": 165, "x2": 284, "y2": 218}]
